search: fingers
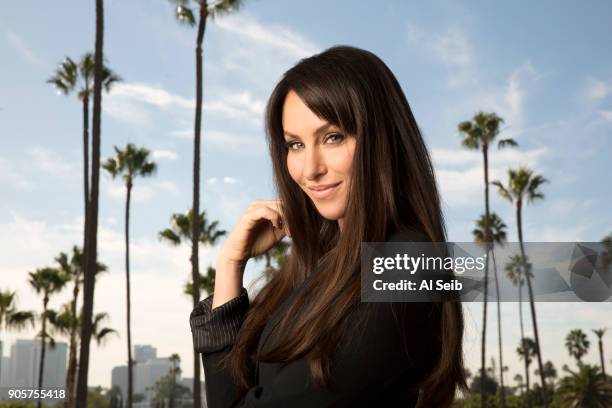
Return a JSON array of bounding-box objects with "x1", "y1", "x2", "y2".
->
[
  {"x1": 247, "y1": 199, "x2": 291, "y2": 238},
  {"x1": 244, "y1": 201, "x2": 283, "y2": 229}
]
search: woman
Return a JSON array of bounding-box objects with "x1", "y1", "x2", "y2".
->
[{"x1": 190, "y1": 45, "x2": 466, "y2": 407}]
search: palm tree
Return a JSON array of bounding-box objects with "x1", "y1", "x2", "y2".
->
[
  {"x1": 48, "y1": 304, "x2": 117, "y2": 349},
  {"x1": 506, "y1": 253, "x2": 532, "y2": 400},
  {"x1": 517, "y1": 337, "x2": 537, "y2": 408},
  {"x1": 0, "y1": 289, "x2": 35, "y2": 386},
  {"x1": 159, "y1": 209, "x2": 226, "y2": 249},
  {"x1": 458, "y1": 111, "x2": 516, "y2": 408},
  {"x1": 77, "y1": 1, "x2": 107, "y2": 405},
  {"x1": 168, "y1": 353, "x2": 181, "y2": 408},
  {"x1": 47, "y1": 53, "x2": 121, "y2": 276},
  {"x1": 103, "y1": 143, "x2": 157, "y2": 408},
  {"x1": 168, "y1": 1, "x2": 244, "y2": 405},
  {"x1": 535, "y1": 361, "x2": 558, "y2": 390},
  {"x1": 514, "y1": 373, "x2": 525, "y2": 400},
  {"x1": 54, "y1": 246, "x2": 107, "y2": 408},
  {"x1": 566, "y1": 329, "x2": 590, "y2": 366},
  {"x1": 592, "y1": 328, "x2": 607, "y2": 380},
  {"x1": 254, "y1": 240, "x2": 291, "y2": 281},
  {"x1": 48, "y1": 60, "x2": 120, "y2": 403},
  {"x1": 184, "y1": 266, "x2": 216, "y2": 298},
  {"x1": 473, "y1": 212, "x2": 508, "y2": 404},
  {"x1": 492, "y1": 166, "x2": 548, "y2": 405},
  {"x1": 159, "y1": 209, "x2": 226, "y2": 298},
  {"x1": 556, "y1": 364, "x2": 612, "y2": 407},
  {"x1": 28, "y1": 267, "x2": 69, "y2": 408}
]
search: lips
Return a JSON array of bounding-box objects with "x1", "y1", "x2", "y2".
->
[{"x1": 307, "y1": 181, "x2": 342, "y2": 199}]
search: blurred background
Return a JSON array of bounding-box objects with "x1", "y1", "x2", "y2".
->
[{"x1": 1, "y1": 1, "x2": 611, "y2": 407}]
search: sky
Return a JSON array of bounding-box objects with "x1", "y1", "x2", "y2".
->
[{"x1": 1, "y1": 0, "x2": 611, "y2": 389}]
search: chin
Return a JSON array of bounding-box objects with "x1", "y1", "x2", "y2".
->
[{"x1": 314, "y1": 203, "x2": 346, "y2": 221}]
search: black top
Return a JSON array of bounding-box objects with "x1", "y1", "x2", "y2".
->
[{"x1": 190, "y1": 228, "x2": 442, "y2": 407}]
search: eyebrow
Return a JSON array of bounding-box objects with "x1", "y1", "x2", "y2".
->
[{"x1": 283, "y1": 123, "x2": 337, "y2": 139}]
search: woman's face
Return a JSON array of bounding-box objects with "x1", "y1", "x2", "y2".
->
[{"x1": 282, "y1": 90, "x2": 356, "y2": 227}]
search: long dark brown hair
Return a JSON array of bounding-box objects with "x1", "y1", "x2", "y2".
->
[{"x1": 225, "y1": 45, "x2": 466, "y2": 407}]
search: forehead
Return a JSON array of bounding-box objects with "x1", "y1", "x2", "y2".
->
[{"x1": 281, "y1": 90, "x2": 330, "y2": 136}]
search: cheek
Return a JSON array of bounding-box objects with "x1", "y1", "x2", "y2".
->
[
  {"x1": 329, "y1": 142, "x2": 356, "y2": 176},
  {"x1": 286, "y1": 154, "x2": 302, "y2": 184}
]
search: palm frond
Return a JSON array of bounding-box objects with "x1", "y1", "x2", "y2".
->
[
  {"x1": 208, "y1": 0, "x2": 244, "y2": 19},
  {"x1": 497, "y1": 138, "x2": 518, "y2": 149},
  {"x1": 491, "y1": 180, "x2": 512, "y2": 202},
  {"x1": 175, "y1": 4, "x2": 196, "y2": 26},
  {"x1": 159, "y1": 229, "x2": 181, "y2": 245}
]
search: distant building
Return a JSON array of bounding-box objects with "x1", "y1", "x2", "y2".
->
[
  {"x1": 112, "y1": 345, "x2": 196, "y2": 408},
  {"x1": 0, "y1": 340, "x2": 9, "y2": 387},
  {"x1": 134, "y1": 345, "x2": 156, "y2": 364},
  {"x1": 0, "y1": 355, "x2": 9, "y2": 387},
  {"x1": 111, "y1": 365, "x2": 128, "y2": 403},
  {"x1": 0, "y1": 339, "x2": 67, "y2": 400}
]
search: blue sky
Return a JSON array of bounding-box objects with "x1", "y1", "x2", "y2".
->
[{"x1": 1, "y1": 0, "x2": 611, "y2": 389}]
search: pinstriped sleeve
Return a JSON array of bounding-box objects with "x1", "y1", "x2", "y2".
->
[{"x1": 189, "y1": 287, "x2": 250, "y2": 354}]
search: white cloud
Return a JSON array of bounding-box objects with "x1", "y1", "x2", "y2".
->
[
  {"x1": 172, "y1": 129, "x2": 266, "y2": 155},
  {"x1": 406, "y1": 23, "x2": 476, "y2": 87},
  {"x1": 156, "y1": 180, "x2": 179, "y2": 195},
  {"x1": 110, "y1": 83, "x2": 193, "y2": 110},
  {"x1": 107, "y1": 184, "x2": 155, "y2": 202},
  {"x1": 215, "y1": 14, "x2": 319, "y2": 59},
  {"x1": 433, "y1": 147, "x2": 549, "y2": 207},
  {"x1": 169, "y1": 129, "x2": 192, "y2": 139},
  {"x1": 152, "y1": 149, "x2": 178, "y2": 161},
  {"x1": 205, "y1": 176, "x2": 237, "y2": 185},
  {"x1": 210, "y1": 14, "x2": 320, "y2": 94},
  {"x1": 6, "y1": 30, "x2": 44, "y2": 66},
  {"x1": 445, "y1": 61, "x2": 540, "y2": 145},
  {"x1": 26, "y1": 147, "x2": 75, "y2": 177},
  {"x1": 599, "y1": 110, "x2": 612, "y2": 121},
  {"x1": 430, "y1": 26, "x2": 473, "y2": 68},
  {"x1": 106, "y1": 82, "x2": 265, "y2": 126},
  {"x1": 0, "y1": 157, "x2": 34, "y2": 190},
  {"x1": 582, "y1": 77, "x2": 612, "y2": 103},
  {"x1": 204, "y1": 91, "x2": 265, "y2": 122}
]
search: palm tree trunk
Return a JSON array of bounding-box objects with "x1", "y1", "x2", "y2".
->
[
  {"x1": 66, "y1": 280, "x2": 80, "y2": 408},
  {"x1": 190, "y1": 4, "x2": 208, "y2": 408},
  {"x1": 598, "y1": 338, "x2": 606, "y2": 380},
  {"x1": 74, "y1": 77, "x2": 89, "y2": 408},
  {"x1": 517, "y1": 201, "x2": 548, "y2": 407},
  {"x1": 491, "y1": 251, "x2": 506, "y2": 407},
  {"x1": 83, "y1": 91, "x2": 90, "y2": 234},
  {"x1": 170, "y1": 369, "x2": 176, "y2": 408},
  {"x1": 481, "y1": 145, "x2": 491, "y2": 408},
  {"x1": 125, "y1": 181, "x2": 134, "y2": 408},
  {"x1": 519, "y1": 284, "x2": 528, "y2": 408},
  {"x1": 37, "y1": 296, "x2": 49, "y2": 408},
  {"x1": 525, "y1": 362, "x2": 531, "y2": 408},
  {"x1": 76, "y1": 0, "x2": 104, "y2": 405}
]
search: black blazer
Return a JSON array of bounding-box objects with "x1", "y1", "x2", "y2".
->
[{"x1": 190, "y1": 228, "x2": 442, "y2": 407}]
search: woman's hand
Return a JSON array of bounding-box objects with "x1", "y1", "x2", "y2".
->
[
  {"x1": 218, "y1": 199, "x2": 289, "y2": 268},
  {"x1": 212, "y1": 200, "x2": 288, "y2": 309}
]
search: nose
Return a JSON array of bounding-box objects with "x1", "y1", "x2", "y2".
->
[{"x1": 303, "y1": 145, "x2": 327, "y2": 181}]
